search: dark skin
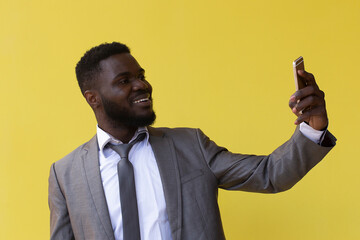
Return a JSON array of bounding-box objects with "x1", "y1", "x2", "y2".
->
[
  {"x1": 84, "y1": 54, "x2": 328, "y2": 143},
  {"x1": 84, "y1": 53, "x2": 154, "y2": 143},
  {"x1": 289, "y1": 70, "x2": 328, "y2": 130}
]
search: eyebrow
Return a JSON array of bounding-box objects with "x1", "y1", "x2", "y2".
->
[{"x1": 112, "y1": 68, "x2": 145, "y2": 80}]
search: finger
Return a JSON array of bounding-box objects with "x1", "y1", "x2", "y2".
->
[
  {"x1": 289, "y1": 95, "x2": 297, "y2": 109},
  {"x1": 289, "y1": 95, "x2": 302, "y2": 117},
  {"x1": 293, "y1": 85, "x2": 324, "y2": 102},
  {"x1": 298, "y1": 70, "x2": 317, "y2": 86},
  {"x1": 294, "y1": 105, "x2": 327, "y2": 125},
  {"x1": 292, "y1": 94, "x2": 324, "y2": 114}
]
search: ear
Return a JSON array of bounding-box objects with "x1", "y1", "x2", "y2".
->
[{"x1": 84, "y1": 90, "x2": 101, "y2": 109}]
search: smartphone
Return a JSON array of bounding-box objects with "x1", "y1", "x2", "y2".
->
[{"x1": 293, "y1": 56, "x2": 306, "y2": 90}]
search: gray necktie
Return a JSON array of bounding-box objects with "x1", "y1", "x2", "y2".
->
[{"x1": 109, "y1": 133, "x2": 146, "y2": 240}]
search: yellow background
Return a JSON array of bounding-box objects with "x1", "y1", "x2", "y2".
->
[{"x1": 1, "y1": 0, "x2": 358, "y2": 239}]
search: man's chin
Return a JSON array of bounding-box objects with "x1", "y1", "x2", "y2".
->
[{"x1": 125, "y1": 111, "x2": 156, "y2": 127}]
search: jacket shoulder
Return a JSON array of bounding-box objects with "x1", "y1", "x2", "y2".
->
[
  {"x1": 148, "y1": 126, "x2": 203, "y2": 138},
  {"x1": 53, "y1": 135, "x2": 97, "y2": 172}
]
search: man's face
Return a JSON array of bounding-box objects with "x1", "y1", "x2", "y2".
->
[{"x1": 96, "y1": 53, "x2": 155, "y2": 127}]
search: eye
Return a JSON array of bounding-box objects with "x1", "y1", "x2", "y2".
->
[{"x1": 117, "y1": 78, "x2": 130, "y2": 84}]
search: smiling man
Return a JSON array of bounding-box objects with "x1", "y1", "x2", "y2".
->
[
  {"x1": 48, "y1": 42, "x2": 336, "y2": 240},
  {"x1": 83, "y1": 52, "x2": 156, "y2": 142}
]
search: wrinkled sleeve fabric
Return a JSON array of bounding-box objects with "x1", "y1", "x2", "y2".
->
[
  {"x1": 196, "y1": 127, "x2": 336, "y2": 193},
  {"x1": 48, "y1": 163, "x2": 75, "y2": 240}
]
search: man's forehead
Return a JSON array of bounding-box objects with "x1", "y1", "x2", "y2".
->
[{"x1": 99, "y1": 53, "x2": 141, "y2": 71}]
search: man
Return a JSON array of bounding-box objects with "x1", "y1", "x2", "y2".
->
[{"x1": 48, "y1": 42, "x2": 336, "y2": 240}]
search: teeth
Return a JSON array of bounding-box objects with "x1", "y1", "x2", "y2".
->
[{"x1": 134, "y1": 98, "x2": 149, "y2": 103}]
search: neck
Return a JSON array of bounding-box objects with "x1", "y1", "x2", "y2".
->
[{"x1": 98, "y1": 120, "x2": 138, "y2": 144}]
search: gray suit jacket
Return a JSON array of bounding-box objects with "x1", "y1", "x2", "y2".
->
[{"x1": 49, "y1": 127, "x2": 336, "y2": 240}]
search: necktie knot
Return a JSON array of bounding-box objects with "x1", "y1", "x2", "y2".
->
[
  {"x1": 109, "y1": 144, "x2": 132, "y2": 160},
  {"x1": 108, "y1": 132, "x2": 146, "y2": 160}
]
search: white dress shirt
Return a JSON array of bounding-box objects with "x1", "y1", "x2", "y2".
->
[
  {"x1": 299, "y1": 122, "x2": 327, "y2": 144},
  {"x1": 97, "y1": 126, "x2": 172, "y2": 240},
  {"x1": 96, "y1": 123, "x2": 325, "y2": 240}
]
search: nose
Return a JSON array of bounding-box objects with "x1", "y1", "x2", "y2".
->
[{"x1": 132, "y1": 77, "x2": 150, "y2": 91}]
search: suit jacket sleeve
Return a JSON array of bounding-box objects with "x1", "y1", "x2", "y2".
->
[
  {"x1": 48, "y1": 163, "x2": 75, "y2": 240},
  {"x1": 196, "y1": 127, "x2": 336, "y2": 192}
]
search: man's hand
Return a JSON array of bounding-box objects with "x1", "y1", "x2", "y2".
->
[{"x1": 289, "y1": 70, "x2": 328, "y2": 130}]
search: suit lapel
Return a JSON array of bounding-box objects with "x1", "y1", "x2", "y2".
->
[
  {"x1": 148, "y1": 127, "x2": 182, "y2": 240},
  {"x1": 82, "y1": 136, "x2": 115, "y2": 240}
]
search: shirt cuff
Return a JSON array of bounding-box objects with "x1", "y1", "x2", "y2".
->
[{"x1": 299, "y1": 122, "x2": 327, "y2": 145}]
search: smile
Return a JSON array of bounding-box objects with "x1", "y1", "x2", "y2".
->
[
  {"x1": 133, "y1": 98, "x2": 150, "y2": 104},
  {"x1": 133, "y1": 93, "x2": 151, "y2": 104}
]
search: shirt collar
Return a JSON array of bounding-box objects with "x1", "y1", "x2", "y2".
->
[{"x1": 96, "y1": 125, "x2": 149, "y2": 155}]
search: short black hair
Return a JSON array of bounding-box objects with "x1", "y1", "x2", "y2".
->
[{"x1": 75, "y1": 42, "x2": 130, "y2": 94}]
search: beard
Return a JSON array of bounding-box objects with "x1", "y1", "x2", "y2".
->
[{"x1": 100, "y1": 95, "x2": 156, "y2": 127}]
